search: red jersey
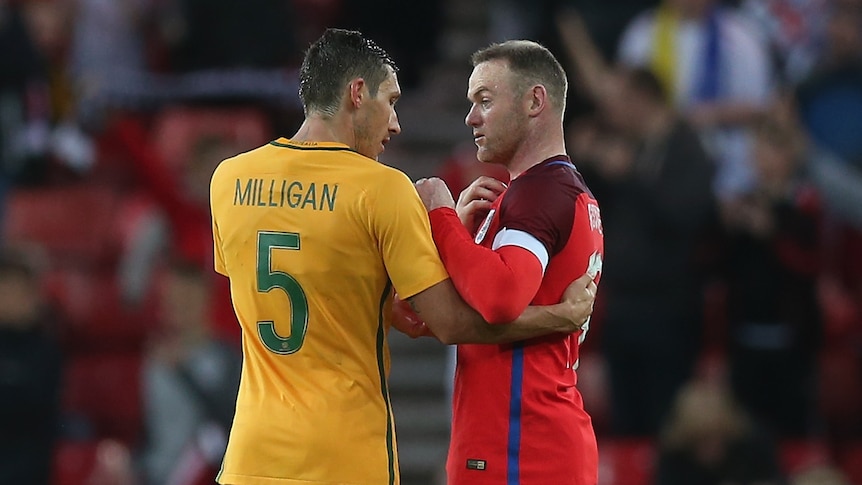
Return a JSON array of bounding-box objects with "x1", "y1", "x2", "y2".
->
[{"x1": 444, "y1": 156, "x2": 604, "y2": 485}]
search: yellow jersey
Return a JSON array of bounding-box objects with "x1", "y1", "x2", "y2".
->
[{"x1": 210, "y1": 138, "x2": 449, "y2": 485}]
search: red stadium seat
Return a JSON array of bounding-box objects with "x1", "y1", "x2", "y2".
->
[
  {"x1": 62, "y1": 353, "x2": 143, "y2": 445},
  {"x1": 51, "y1": 439, "x2": 100, "y2": 485},
  {"x1": 152, "y1": 106, "x2": 271, "y2": 171},
  {"x1": 598, "y1": 439, "x2": 656, "y2": 485},
  {"x1": 45, "y1": 268, "x2": 155, "y2": 352},
  {"x1": 779, "y1": 439, "x2": 830, "y2": 476},
  {"x1": 838, "y1": 442, "x2": 862, "y2": 485},
  {"x1": 3, "y1": 185, "x2": 119, "y2": 267}
]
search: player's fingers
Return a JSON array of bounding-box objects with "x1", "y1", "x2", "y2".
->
[
  {"x1": 457, "y1": 199, "x2": 493, "y2": 217},
  {"x1": 470, "y1": 176, "x2": 508, "y2": 194},
  {"x1": 569, "y1": 272, "x2": 594, "y2": 292},
  {"x1": 473, "y1": 185, "x2": 504, "y2": 202},
  {"x1": 587, "y1": 280, "x2": 598, "y2": 297}
]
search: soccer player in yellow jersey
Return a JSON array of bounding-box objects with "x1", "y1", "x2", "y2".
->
[{"x1": 210, "y1": 29, "x2": 597, "y2": 485}]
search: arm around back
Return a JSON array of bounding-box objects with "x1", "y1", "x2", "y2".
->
[{"x1": 407, "y1": 273, "x2": 596, "y2": 345}]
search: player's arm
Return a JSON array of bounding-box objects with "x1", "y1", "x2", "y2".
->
[
  {"x1": 430, "y1": 207, "x2": 545, "y2": 323},
  {"x1": 380, "y1": 171, "x2": 592, "y2": 343},
  {"x1": 416, "y1": 176, "x2": 559, "y2": 324},
  {"x1": 404, "y1": 273, "x2": 595, "y2": 345}
]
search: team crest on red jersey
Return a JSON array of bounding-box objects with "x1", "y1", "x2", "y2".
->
[{"x1": 474, "y1": 209, "x2": 496, "y2": 244}]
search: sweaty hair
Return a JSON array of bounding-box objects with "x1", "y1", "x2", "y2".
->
[
  {"x1": 471, "y1": 40, "x2": 568, "y2": 114},
  {"x1": 299, "y1": 28, "x2": 397, "y2": 117}
]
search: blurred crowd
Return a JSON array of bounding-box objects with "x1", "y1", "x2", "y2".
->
[{"x1": 1, "y1": 0, "x2": 861, "y2": 484}]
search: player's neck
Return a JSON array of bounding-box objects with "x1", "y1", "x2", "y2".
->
[
  {"x1": 291, "y1": 116, "x2": 355, "y2": 148},
  {"x1": 507, "y1": 126, "x2": 566, "y2": 179}
]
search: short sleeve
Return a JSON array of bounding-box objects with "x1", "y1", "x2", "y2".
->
[
  {"x1": 371, "y1": 171, "x2": 450, "y2": 299},
  {"x1": 212, "y1": 216, "x2": 227, "y2": 276}
]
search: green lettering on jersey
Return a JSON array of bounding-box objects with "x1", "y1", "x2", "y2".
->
[
  {"x1": 234, "y1": 178, "x2": 253, "y2": 206},
  {"x1": 301, "y1": 183, "x2": 317, "y2": 210},
  {"x1": 321, "y1": 184, "x2": 338, "y2": 212},
  {"x1": 256, "y1": 231, "x2": 308, "y2": 354},
  {"x1": 287, "y1": 181, "x2": 303, "y2": 208}
]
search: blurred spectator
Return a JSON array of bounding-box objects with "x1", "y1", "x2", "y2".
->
[
  {"x1": 106, "y1": 114, "x2": 244, "y2": 344},
  {"x1": 655, "y1": 380, "x2": 784, "y2": 485},
  {"x1": 69, "y1": 0, "x2": 162, "y2": 126},
  {"x1": 23, "y1": 0, "x2": 96, "y2": 173},
  {"x1": 795, "y1": 0, "x2": 862, "y2": 194},
  {"x1": 0, "y1": 1, "x2": 53, "y2": 233},
  {"x1": 791, "y1": 0, "x2": 862, "y2": 447},
  {"x1": 0, "y1": 248, "x2": 63, "y2": 484},
  {"x1": 558, "y1": 11, "x2": 716, "y2": 435},
  {"x1": 792, "y1": 0, "x2": 862, "y2": 270},
  {"x1": 741, "y1": 0, "x2": 831, "y2": 85},
  {"x1": 616, "y1": 0, "x2": 774, "y2": 200},
  {"x1": 592, "y1": 68, "x2": 716, "y2": 437},
  {"x1": 138, "y1": 259, "x2": 241, "y2": 485},
  {"x1": 719, "y1": 113, "x2": 823, "y2": 437},
  {"x1": 559, "y1": 0, "x2": 661, "y2": 62}
]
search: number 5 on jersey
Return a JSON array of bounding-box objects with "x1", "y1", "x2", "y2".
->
[{"x1": 257, "y1": 231, "x2": 309, "y2": 354}]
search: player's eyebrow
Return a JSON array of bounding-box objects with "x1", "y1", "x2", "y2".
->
[{"x1": 467, "y1": 86, "x2": 491, "y2": 101}]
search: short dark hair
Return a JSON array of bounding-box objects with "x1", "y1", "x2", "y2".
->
[
  {"x1": 299, "y1": 28, "x2": 398, "y2": 117},
  {"x1": 471, "y1": 40, "x2": 568, "y2": 114}
]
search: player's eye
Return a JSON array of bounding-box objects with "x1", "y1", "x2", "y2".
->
[{"x1": 481, "y1": 98, "x2": 491, "y2": 108}]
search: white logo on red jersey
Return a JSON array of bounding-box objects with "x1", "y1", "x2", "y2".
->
[
  {"x1": 588, "y1": 203, "x2": 603, "y2": 235},
  {"x1": 474, "y1": 209, "x2": 496, "y2": 244}
]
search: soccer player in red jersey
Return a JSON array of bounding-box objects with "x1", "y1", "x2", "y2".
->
[{"x1": 415, "y1": 40, "x2": 604, "y2": 485}]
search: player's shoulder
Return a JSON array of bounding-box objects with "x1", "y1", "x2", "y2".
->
[
  {"x1": 211, "y1": 142, "x2": 270, "y2": 180},
  {"x1": 513, "y1": 159, "x2": 586, "y2": 192}
]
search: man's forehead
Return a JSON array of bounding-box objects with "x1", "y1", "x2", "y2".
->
[
  {"x1": 379, "y1": 69, "x2": 401, "y2": 95},
  {"x1": 468, "y1": 61, "x2": 510, "y2": 96}
]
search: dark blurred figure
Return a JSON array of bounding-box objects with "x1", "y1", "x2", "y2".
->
[
  {"x1": 558, "y1": 13, "x2": 716, "y2": 435},
  {"x1": 615, "y1": 0, "x2": 774, "y2": 201},
  {"x1": 0, "y1": 249, "x2": 63, "y2": 484},
  {"x1": 719, "y1": 113, "x2": 823, "y2": 438},
  {"x1": 138, "y1": 259, "x2": 241, "y2": 485},
  {"x1": 795, "y1": 0, "x2": 862, "y2": 171},
  {"x1": 794, "y1": 0, "x2": 862, "y2": 229},
  {"x1": 558, "y1": 38, "x2": 716, "y2": 433},
  {"x1": 594, "y1": 68, "x2": 715, "y2": 437},
  {"x1": 559, "y1": 0, "x2": 660, "y2": 61},
  {"x1": 167, "y1": 0, "x2": 301, "y2": 71},
  {"x1": 791, "y1": 0, "x2": 862, "y2": 448},
  {"x1": 655, "y1": 380, "x2": 784, "y2": 485},
  {"x1": 339, "y1": 0, "x2": 442, "y2": 89},
  {"x1": 0, "y1": 1, "x2": 52, "y2": 234}
]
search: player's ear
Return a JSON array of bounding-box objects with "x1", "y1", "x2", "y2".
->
[
  {"x1": 527, "y1": 85, "x2": 547, "y2": 117},
  {"x1": 348, "y1": 78, "x2": 366, "y2": 109}
]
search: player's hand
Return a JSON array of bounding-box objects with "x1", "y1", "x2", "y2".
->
[
  {"x1": 456, "y1": 176, "x2": 507, "y2": 233},
  {"x1": 391, "y1": 294, "x2": 433, "y2": 339},
  {"x1": 415, "y1": 177, "x2": 456, "y2": 212},
  {"x1": 559, "y1": 273, "x2": 597, "y2": 332}
]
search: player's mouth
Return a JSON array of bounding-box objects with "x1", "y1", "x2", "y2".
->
[{"x1": 473, "y1": 134, "x2": 485, "y2": 145}]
